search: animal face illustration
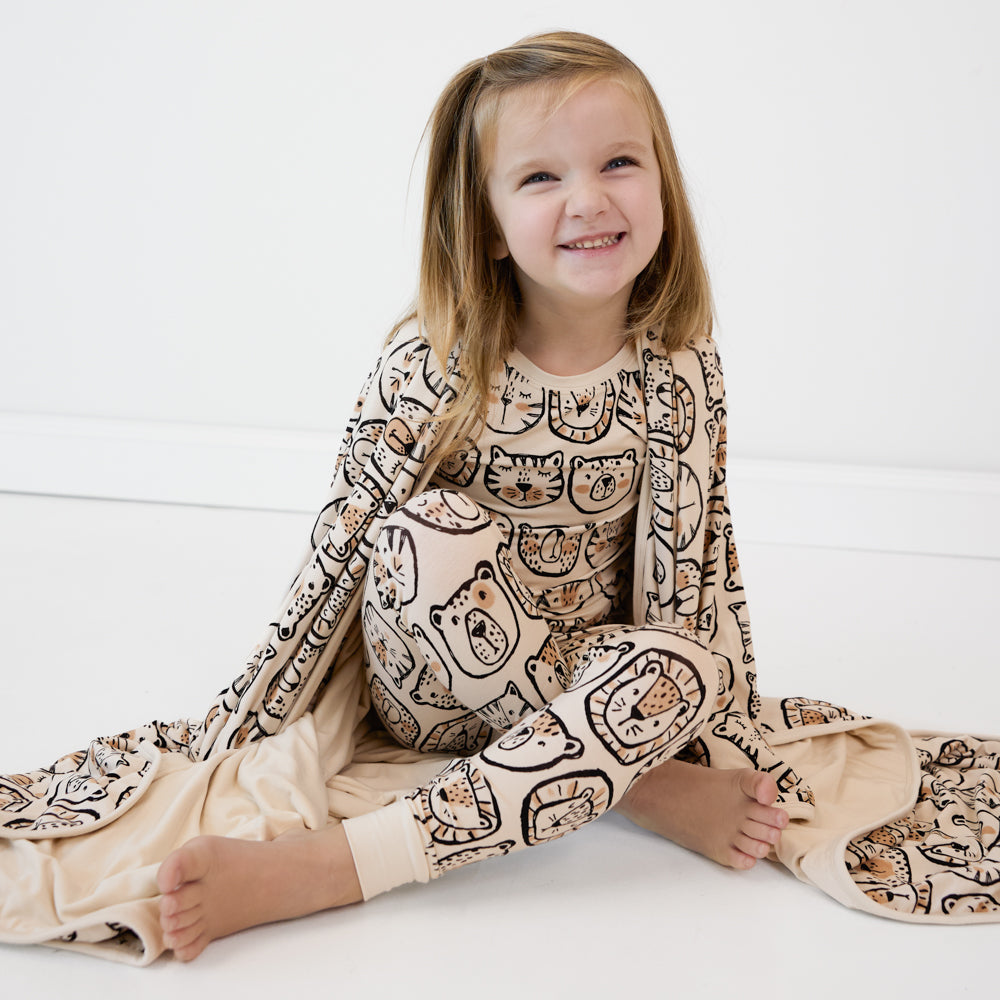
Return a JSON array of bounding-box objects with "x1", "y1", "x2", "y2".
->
[
  {"x1": 485, "y1": 447, "x2": 564, "y2": 508},
  {"x1": 363, "y1": 601, "x2": 416, "y2": 689},
  {"x1": 368, "y1": 674, "x2": 419, "y2": 747},
  {"x1": 942, "y1": 893, "x2": 1000, "y2": 914},
  {"x1": 517, "y1": 523, "x2": 582, "y2": 577},
  {"x1": 434, "y1": 440, "x2": 481, "y2": 488},
  {"x1": 587, "y1": 648, "x2": 704, "y2": 764},
  {"x1": 481, "y1": 710, "x2": 584, "y2": 771},
  {"x1": 477, "y1": 681, "x2": 535, "y2": 730},
  {"x1": 568, "y1": 451, "x2": 637, "y2": 514},
  {"x1": 370, "y1": 523, "x2": 418, "y2": 609},
  {"x1": 422, "y1": 761, "x2": 500, "y2": 844},
  {"x1": 522, "y1": 772, "x2": 612, "y2": 844},
  {"x1": 603, "y1": 661, "x2": 688, "y2": 746},
  {"x1": 487, "y1": 364, "x2": 544, "y2": 433},
  {"x1": 547, "y1": 381, "x2": 615, "y2": 442},
  {"x1": 401, "y1": 489, "x2": 490, "y2": 533},
  {"x1": 430, "y1": 562, "x2": 520, "y2": 677},
  {"x1": 409, "y1": 662, "x2": 462, "y2": 710}
]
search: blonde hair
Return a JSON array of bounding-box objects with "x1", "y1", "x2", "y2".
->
[{"x1": 398, "y1": 31, "x2": 713, "y2": 429}]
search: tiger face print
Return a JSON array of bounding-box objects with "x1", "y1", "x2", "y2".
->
[
  {"x1": 487, "y1": 365, "x2": 544, "y2": 434},
  {"x1": 484, "y1": 447, "x2": 564, "y2": 508}
]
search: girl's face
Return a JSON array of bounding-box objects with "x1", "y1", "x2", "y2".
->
[{"x1": 486, "y1": 78, "x2": 663, "y2": 325}]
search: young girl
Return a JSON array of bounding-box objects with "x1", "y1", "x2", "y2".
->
[
  {"x1": 154, "y1": 31, "x2": 793, "y2": 959},
  {"x1": 3, "y1": 30, "x2": 997, "y2": 964}
]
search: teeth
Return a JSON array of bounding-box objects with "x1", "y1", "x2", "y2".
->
[{"x1": 565, "y1": 234, "x2": 621, "y2": 249}]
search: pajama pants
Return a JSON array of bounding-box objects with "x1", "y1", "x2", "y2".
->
[{"x1": 352, "y1": 489, "x2": 716, "y2": 891}]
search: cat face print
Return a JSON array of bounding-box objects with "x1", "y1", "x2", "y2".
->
[
  {"x1": 370, "y1": 523, "x2": 418, "y2": 610},
  {"x1": 485, "y1": 447, "x2": 564, "y2": 508}
]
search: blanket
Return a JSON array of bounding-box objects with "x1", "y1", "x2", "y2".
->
[{"x1": 2, "y1": 324, "x2": 998, "y2": 964}]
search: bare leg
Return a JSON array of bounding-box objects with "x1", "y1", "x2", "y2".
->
[
  {"x1": 157, "y1": 823, "x2": 362, "y2": 961},
  {"x1": 616, "y1": 759, "x2": 788, "y2": 869}
]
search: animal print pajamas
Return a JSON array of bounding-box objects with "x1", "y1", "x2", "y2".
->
[{"x1": 354, "y1": 347, "x2": 715, "y2": 887}]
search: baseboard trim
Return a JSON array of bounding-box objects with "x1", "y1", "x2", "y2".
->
[{"x1": 2, "y1": 413, "x2": 997, "y2": 559}]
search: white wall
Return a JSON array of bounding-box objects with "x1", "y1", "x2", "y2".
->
[{"x1": 2, "y1": 2, "x2": 997, "y2": 505}]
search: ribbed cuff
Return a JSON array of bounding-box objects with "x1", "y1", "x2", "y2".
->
[{"x1": 341, "y1": 798, "x2": 432, "y2": 900}]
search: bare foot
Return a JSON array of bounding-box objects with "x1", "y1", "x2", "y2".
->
[
  {"x1": 156, "y1": 824, "x2": 362, "y2": 961},
  {"x1": 616, "y1": 759, "x2": 788, "y2": 870}
]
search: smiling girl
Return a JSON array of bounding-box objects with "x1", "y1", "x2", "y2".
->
[{"x1": 154, "y1": 32, "x2": 790, "y2": 959}]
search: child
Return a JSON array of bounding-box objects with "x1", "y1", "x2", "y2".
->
[
  {"x1": 156, "y1": 31, "x2": 790, "y2": 959},
  {"x1": 2, "y1": 30, "x2": 997, "y2": 964}
]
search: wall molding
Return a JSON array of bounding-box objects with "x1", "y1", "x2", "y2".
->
[{"x1": 2, "y1": 412, "x2": 997, "y2": 559}]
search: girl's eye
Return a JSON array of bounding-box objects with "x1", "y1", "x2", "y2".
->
[
  {"x1": 606, "y1": 156, "x2": 638, "y2": 170},
  {"x1": 521, "y1": 172, "x2": 555, "y2": 186}
]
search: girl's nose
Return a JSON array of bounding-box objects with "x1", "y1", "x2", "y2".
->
[{"x1": 565, "y1": 178, "x2": 609, "y2": 219}]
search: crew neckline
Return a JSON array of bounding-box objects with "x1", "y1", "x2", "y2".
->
[{"x1": 508, "y1": 342, "x2": 637, "y2": 387}]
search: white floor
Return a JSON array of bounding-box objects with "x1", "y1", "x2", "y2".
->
[{"x1": 1, "y1": 491, "x2": 997, "y2": 997}]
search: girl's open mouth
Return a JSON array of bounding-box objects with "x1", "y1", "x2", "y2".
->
[{"x1": 560, "y1": 232, "x2": 624, "y2": 250}]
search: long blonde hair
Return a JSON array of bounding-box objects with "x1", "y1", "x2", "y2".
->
[{"x1": 397, "y1": 31, "x2": 713, "y2": 429}]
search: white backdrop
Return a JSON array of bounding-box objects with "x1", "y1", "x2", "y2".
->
[{"x1": 1, "y1": 1, "x2": 997, "y2": 485}]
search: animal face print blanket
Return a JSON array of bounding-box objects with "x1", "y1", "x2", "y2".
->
[{"x1": 1, "y1": 324, "x2": 998, "y2": 963}]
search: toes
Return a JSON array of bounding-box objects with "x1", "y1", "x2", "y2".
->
[
  {"x1": 737, "y1": 769, "x2": 780, "y2": 807},
  {"x1": 733, "y1": 832, "x2": 771, "y2": 861},
  {"x1": 741, "y1": 818, "x2": 782, "y2": 846},
  {"x1": 726, "y1": 845, "x2": 759, "y2": 870},
  {"x1": 158, "y1": 882, "x2": 203, "y2": 920},
  {"x1": 745, "y1": 800, "x2": 789, "y2": 832},
  {"x1": 170, "y1": 929, "x2": 209, "y2": 962},
  {"x1": 157, "y1": 838, "x2": 212, "y2": 894},
  {"x1": 160, "y1": 899, "x2": 201, "y2": 935}
]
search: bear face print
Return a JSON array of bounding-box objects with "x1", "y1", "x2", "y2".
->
[
  {"x1": 429, "y1": 562, "x2": 521, "y2": 677},
  {"x1": 567, "y1": 451, "x2": 637, "y2": 515},
  {"x1": 481, "y1": 709, "x2": 584, "y2": 772},
  {"x1": 942, "y1": 893, "x2": 1000, "y2": 915}
]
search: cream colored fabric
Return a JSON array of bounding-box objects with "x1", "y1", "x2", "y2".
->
[{"x1": 1, "y1": 325, "x2": 997, "y2": 966}]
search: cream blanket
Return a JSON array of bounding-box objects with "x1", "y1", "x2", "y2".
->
[{"x1": 2, "y1": 326, "x2": 998, "y2": 963}]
